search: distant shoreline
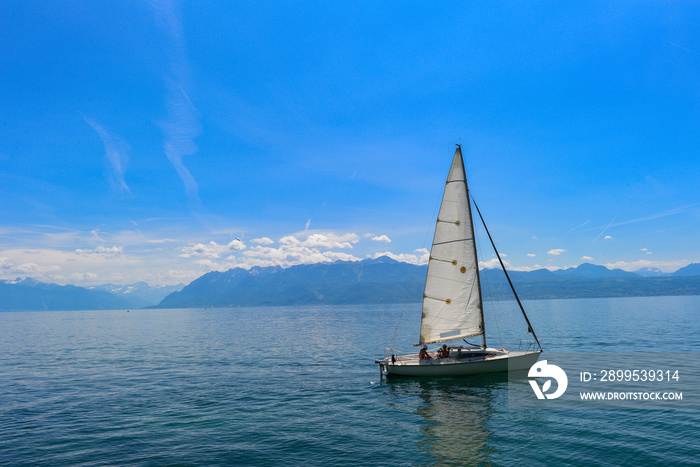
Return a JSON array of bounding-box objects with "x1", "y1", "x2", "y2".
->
[{"x1": 479, "y1": 276, "x2": 700, "y2": 301}]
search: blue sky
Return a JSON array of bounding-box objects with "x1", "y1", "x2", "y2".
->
[{"x1": 1, "y1": 1, "x2": 699, "y2": 286}]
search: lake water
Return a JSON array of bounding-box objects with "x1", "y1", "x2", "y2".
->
[{"x1": 1, "y1": 296, "x2": 699, "y2": 466}]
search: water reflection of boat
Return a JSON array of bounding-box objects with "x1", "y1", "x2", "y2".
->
[{"x1": 386, "y1": 374, "x2": 508, "y2": 465}]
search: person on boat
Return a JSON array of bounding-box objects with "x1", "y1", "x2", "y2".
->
[
  {"x1": 419, "y1": 344, "x2": 432, "y2": 360},
  {"x1": 437, "y1": 344, "x2": 450, "y2": 358}
]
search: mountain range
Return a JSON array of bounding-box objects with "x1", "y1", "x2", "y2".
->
[
  {"x1": 2, "y1": 259, "x2": 699, "y2": 311},
  {"x1": 156, "y1": 257, "x2": 424, "y2": 308},
  {"x1": 0, "y1": 278, "x2": 183, "y2": 311},
  {"x1": 155, "y1": 258, "x2": 700, "y2": 308}
]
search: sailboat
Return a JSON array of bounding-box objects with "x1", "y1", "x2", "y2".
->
[{"x1": 376, "y1": 145, "x2": 542, "y2": 377}]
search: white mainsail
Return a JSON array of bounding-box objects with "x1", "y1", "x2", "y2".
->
[{"x1": 419, "y1": 146, "x2": 484, "y2": 344}]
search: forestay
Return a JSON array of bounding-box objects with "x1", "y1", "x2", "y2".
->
[{"x1": 419, "y1": 147, "x2": 484, "y2": 344}]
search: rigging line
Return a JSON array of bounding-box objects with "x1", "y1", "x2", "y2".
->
[
  {"x1": 389, "y1": 312, "x2": 402, "y2": 350},
  {"x1": 470, "y1": 194, "x2": 543, "y2": 352},
  {"x1": 474, "y1": 218, "x2": 504, "y2": 348}
]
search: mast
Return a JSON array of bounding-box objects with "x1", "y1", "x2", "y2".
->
[
  {"x1": 471, "y1": 198, "x2": 543, "y2": 351},
  {"x1": 457, "y1": 145, "x2": 487, "y2": 348}
]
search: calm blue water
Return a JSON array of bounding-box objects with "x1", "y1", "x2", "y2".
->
[{"x1": 1, "y1": 296, "x2": 699, "y2": 466}]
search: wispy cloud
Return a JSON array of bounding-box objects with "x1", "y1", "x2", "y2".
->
[
  {"x1": 0, "y1": 224, "x2": 112, "y2": 249},
  {"x1": 591, "y1": 204, "x2": 698, "y2": 242},
  {"x1": 547, "y1": 249, "x2": 566, "y2": 256},
  {"x1": 665, "y1": 40, "x2": 700, "y2": 56},
  {"x1": 568, "y1": 220, "x2": 590, "y2": 233},
  {"x1": 161, "y1": 85, "x2": 201, "y2": 205},
  {"x1": 152, "y1": 0, "x2": 202, "y2": 208},
  {"x1": 611, "y1": 204, "x2": 698, "y2": 228},
  {"x1": 84, "y1": 118, "x2": 131, "y2": 195}
]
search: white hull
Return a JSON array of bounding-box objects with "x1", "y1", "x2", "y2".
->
[{"x1": 379, "y1": 349, "x2": 542, "y2": 378}]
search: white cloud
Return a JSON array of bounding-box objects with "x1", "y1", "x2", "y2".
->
[
  {"x1": 15, "y1": 262, "x2": 61, "y2": 275},
  {"x1": 75, "y1": 246, "x2": 124, "y2": 259},
  {"x1": 641, "y1": 248, "x2": 648, "y2": 251},
  {"x1": 180, "y1": 239, "x2": 248, "y2": 258},
  {"x1": 279, "y1": 235, "x2": 299, "y2": 246},
  {"x1": 244, "y1": 244, "x2": 360, "y2": 267},
  {"x1": 166, "y1": 268, "x2": 201, "y2": 281},
  {"x1": 604, "y1": 236, "x2": 613, "y2": 240},
  {"x1": 547, "y1": 249, "x2": 566, "y2": 256},
  {"x1": 237, "y1": 232, "x2": 364, "y2": 268},
  {"x1": 527, "y1": 253, "x2": 536, "y2": 257},
  {"x1": 480, "y1": 258, "x2": 507, "y2": 269},
  {"x1": 71, "y1": 272, "x2": 98, "y2": 282},
  {"x1": 372, "y1": 248, "x2": 429, "y2": 265},
  {"x1": 0, "y1": 256, "x2": 12, "y2": 270},
  {"x1": 581, "y1": 256, "x2": 594, "y2": 261},
  {"x1": 252, "y1": 237, "x2": 274, "y2": 245},
  {"x1": 0, "y1": 247, "x2": 138, "y2": 285},
  {"x1": 228, "y1": 239, "x2": 246, "y2": 250},
  {"x1": 192, "y1": 258, "x2": 234, "y2": 269},
  {"x1": 371, "y1": 235, "x2": 391, "y2": 243},
  {"x1": 147, "y1": 238, "x2": 176, "y2": 244},
  {"x1": 320, "y1": 251, "x2": 361, "y2": 262},
  {"x1": 298, "y1": 233, "x2": 359, "y2": 249},
  {"x1": 477, "y1": 258, "x2": 538, "y2": 272},
  {"x1": 179, "y1": 241, "x2": 227, "y2": 258}
]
